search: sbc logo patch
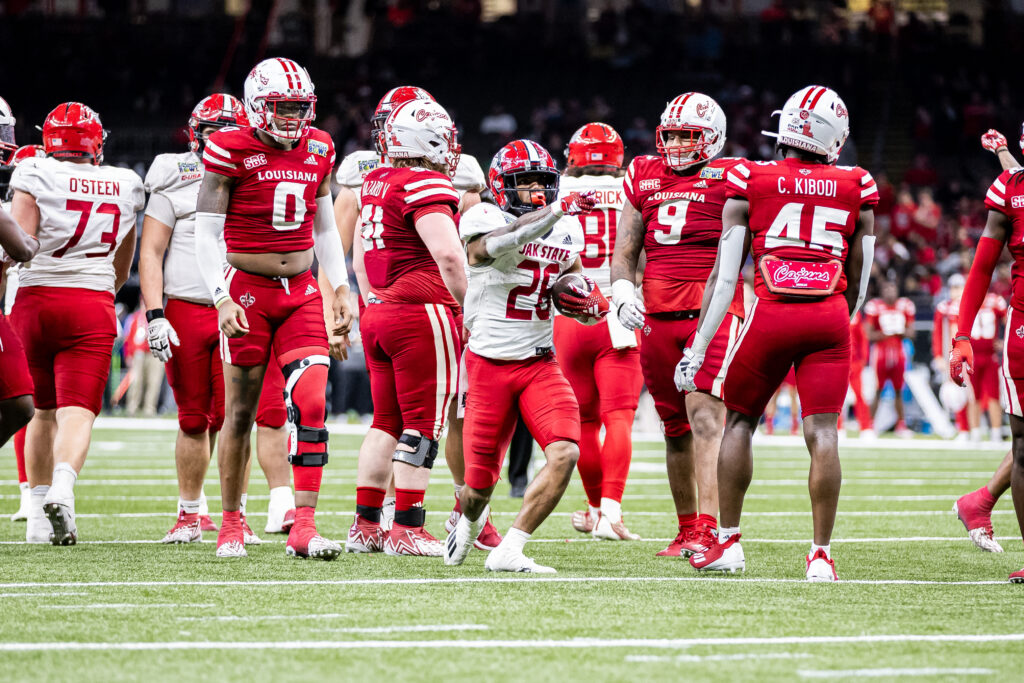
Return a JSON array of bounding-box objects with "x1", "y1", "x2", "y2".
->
[
  {"x1": 639, "y1": 179, "x2": 660, "y2": 192},
  {"x1": 1011, "y1": 196, "x2": 1024, "y2": 209},
  {"x1": 243, "y1": 154, "x2": 267, "y2": 170},
  {"x1": 307, "y1": 139, "x2": 329, "y2": 157}
]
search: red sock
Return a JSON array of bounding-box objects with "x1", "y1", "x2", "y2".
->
[
  {"x1": 222, "y1": 509, "x2": 241, "y2": 527},
  {"x1": 600, "y1": 409, "x2": 634, "y2": 502},
  {"x1": 357, "y1": 486, "x2": 386, "y2": 509},
  {"x1": 976, "y1": 485, "x2": 998, "y2": 512},
  {"x1": 697, "y1": 513, "x2": 718, "y2": 530},
  {"x1": 292, "y1": 465, "x2": 323, "y2": 493},
  {"x1": 678, "y1": 512, "x2": 698, "y2": 529},
  {"x1": 453, "y1": 493, "x2": 462, "y2": 514},
  {"x1": 394, "y1": 488, "x2": 426, "y2": 528},
  {"x1": 576, "y1": 418, "x2": 603, "y2": 507},
  {"x1": 956, "y1": 409, "x2": 969, "y2": 432},
  {"x1": 14, "y1": 428, "x2": 26, "y2": 485}
]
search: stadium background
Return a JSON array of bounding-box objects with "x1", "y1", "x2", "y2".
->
[{"x1": 1, "y1": 0, "x2": 1020, "y2": 427}]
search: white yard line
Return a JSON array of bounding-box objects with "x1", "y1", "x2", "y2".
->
[
  {"x1": 0, "y1": 592, "x2": 86, "y2": 597},
  {"x1": 796, "y1": 668, "x2": 994, "y2": 679},
  {"x1": 323, "y1": 624, "x2": 489, "y2": 634},
  {"x1": 40, "y1": 604, "x2": 216, "y2": 610},
  {"x1": 178, "y1": 614, "x2": 350, "y2": 622},
  {"x1": 627, "y1": 652, "x2": 811, "y2": 663},
  {"x1": 0, "y1": 576, "x2": 1011, "y2": 589},
  {"x1": 0, "y1": 633, "x2": 1021, "y2": 652}
]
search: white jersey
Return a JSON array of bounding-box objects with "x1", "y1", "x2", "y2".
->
[
  {"x1": 0, "y1": 199, "x2": 17, "y2": 311},
  {"x1": 144, "y1": 151, "x2": 224, "y2": 303},
  {"x1": 336, "y1": 149, "x2": 486, "y2": 208},
  {"x1": 557, "y1": 173, "x2": 625, "y2": 291},
  {"x1": 11, "y1": 157, "x2": 144, "y2": 293},
  {"x1": 461, "y1": 203, "x2": 583, "y2": 360}
]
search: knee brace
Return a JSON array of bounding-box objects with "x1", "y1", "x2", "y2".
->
[
  {"x1": 393, "y1": 432, "x2": 439, "y2": 469},
  {"x1": 282, "y1": 355, "x2": 330, "y2": 467}
]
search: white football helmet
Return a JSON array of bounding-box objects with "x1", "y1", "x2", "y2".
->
[
  {"x1": 0, "y1": 97, "x2": 16, "y2": 163},
  {"x1": 656, "y1": 92, "x2": 726, "y2": 170},
  {"x1": 764, "y1": 85, "x2": 849, "y2": 163},
  {"x1": 243, "y1": 58, "x2": 317, "y2": 143},
  {"x1": 383, "y1": 100, "x2": 461, "y2": 176}
]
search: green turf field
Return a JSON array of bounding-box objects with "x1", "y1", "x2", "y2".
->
[{"x1": 0, "y1": 425, "x2": 1022, "y2": 682}]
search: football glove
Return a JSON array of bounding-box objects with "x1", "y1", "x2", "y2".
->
[
  {"x1": 557, "y1": 276, "x2": 609, "y2": 320},
  {"x1": 981, "y1": 129, "x2": 1008, "y2": 154},
  {"x1": 674, "y1": 347, "x2": 704, "y2": 393},
  {"x1": 611, "y1": 279, "x2": 645, "y2": 330},
  {"x1": 949, "y1": 335, "x2": 974, "y2": 387},
  {"x1": 558, "y1": 190, "x2": 598, "y2": 216},
  {"x1": 147, "y1": 314, "x2": 180, "y2": 363}
]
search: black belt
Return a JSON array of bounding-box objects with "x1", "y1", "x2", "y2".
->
[{"x1": 649, "y1": 310, "x2": 700, "y2": 320}]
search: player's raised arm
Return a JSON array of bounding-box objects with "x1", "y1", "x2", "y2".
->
[
  {"x1": 464, "y1": 191, "x2": 596, "y2": 266},
  {"x1": 0, "y1": 205, "x2": 38, "y2": 262},
  {"x1": 194, "y1": 171, "x2": 247, "y2": 336},
  {"x1": 981, "y1": 129, "x2": 1020, "y2": 172},
  {"x1": 312, "y1": 175, "x2": 353, "y2": 337}
]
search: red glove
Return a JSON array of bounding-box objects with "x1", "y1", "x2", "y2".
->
[
  {"x1": 949, "y1": 335, "x2": 974, "y2": 387},
  {"x1": 557, "y1": 276, "x2": 609, "y2": 320},
  {"x1": 981, "y1": 129, "x2": 1008, "y2": 154},
  {"x1": 558, "y1": 190, "x2": 598, "y2": 216}
]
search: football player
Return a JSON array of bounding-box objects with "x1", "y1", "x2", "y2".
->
[
  {"x1": 948, "y1": 128, "x2": 1021, "y2": 557},
  {"x1": 195, "y1": 58, "x2": 353, "y2": 559},
  {"x1": 610, "y1": 93, "x2": 742, "y2": 557},
  {"x1": 952, "y1": 121, "x2": 1024, "y2": 582},
  {"x1": 140, "y1": 94, "x2": 298, "y2": 545},
  {"x1": 863, "y1": 280, "x2": 915, "y2": 436},
  {"x1": 445, "y1": 139, "x2": 602, "y2": 572},
  {"x1": 679, "y1": 85, "x2": 877, "y2": 581},
  {"x1": 10, "y1": 102, "x2": 145, "y2": 545},
  {"x1": 347, "y1": 99, "x2": 466, "y2": 557},
  {"x1": 331, "y1": 86, "x2": 500, "y2": 549},
  {"x1": 847, "y1": 309, "x2": 873, "y2": 438},
  {"x1": 552, "y1": 122, "x2": 643, "y2": 540}
]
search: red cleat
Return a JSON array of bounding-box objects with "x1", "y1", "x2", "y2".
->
[
  {"x1": 345, "y1": 515, "x2": 385, "y2": 553},
  {"x1": 690, "y1": 533, "x2": 744, "y2": 573},
  {"x1": 215, "y1": 520, "x2": 246, "y2": 558},
  {"x1": 200, "y1": 514, "x2": 218, "y2": 532},
  {"x1": 384, "y1": 523, "x2": 443, "y2": 556},
  {"x1": 280, "y1": 508, "x2": 296, "y2": 534},
  {"x1": 286, "y1": 523, "x2": 341, "y2": 560},
  {"x1": 1010, "y1": 568, "x2": 1024, "y2": 583},
  {"x1": 474, "y1": 516, "x2": 503, "y2": 551},
  {"x1": 161, "y1": 511, "x2": 201, "y2": 544},
  {"x1": 953, "y1": 490, "x2": 1003, "y2": 553},
  {"x1": 805, "y1": 548, "x2": 838, "y2": 582},
  {"x1": 656, "y1": 525, "x2": 708, "y2": 557}
]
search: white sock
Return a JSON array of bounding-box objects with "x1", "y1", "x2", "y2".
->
[
  {"x1": 810, "y1": 543, "x2": 831, "y2": 559},
  {"x1": 588, "y1": 504, "x2": 600, "y2": 519},
  {"x1": 453, "y1": 484, "x2": 462, "y2": 500},
  {"x1": 198, "y1": 490, "x2": 209, "y2": 516},
  {"x1": 970, "y1": 428, "x2": 982, "y2": 441},
  {"x1": 50, "y1": 463, "x2": 77, "y2": 502},
  {"x1": 600, "y1": 498, "x2": 621, "y2": 524},
  {"x1": 268, "y1": 486, "x2": 294, "y2": 509},
  {"x1": 19, "y1": 481, "x2": 28, "y2": 492},
  {"x1": 991, "y1": 427, "x2": 1002, "y2": 441},
  {"x1": 719, "y1": 526, "x2": 740, "y2": 542},
  {"x1": 240, "y1": 493, "x2": 248, "y2": 515},
  {"x1": 31, "y1": 485, "x2": 49, "y2": 503},
  {"x1": 180, "y1": 498, "x2": 202, "y2": 515},
  {"x1": 499, "y1": 527, "x2": 531, "y2": 555}
]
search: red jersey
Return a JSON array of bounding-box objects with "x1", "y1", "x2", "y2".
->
[
  {"x1": 984, "y1": 169, "x2": 1024, "y2": 312},
  {"x1": 359, "y1": 166, "x2": 460, "y2": 306},
  {"x1": 725, "y1": 158, "x2": 879, "y2": 301},
  {"x1": 933, "y1": 293, "x2": 1006, "y2": 357},
  {"x1": 623, "y1": 155, "x2": 743, "y2": 314},
  {"x1": 864, "y1": 297, "x2": 915, "y2": 364},
  {"x1": 202, "y1": 126, "x2": 335, "y2": 254}
]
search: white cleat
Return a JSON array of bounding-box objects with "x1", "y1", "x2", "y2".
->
[
  {"x1": 26, "y1": 503, "x2": 52, "y2": 544},
  {"x1": 43, "y1": 501, "x2": 77, "y2": 546},
  {"x1": 858, "y1": 428, "x2": 876, "y2": 441},
  {"x1": 381, "y1": 499, "x2": 396, "y2": 533},
  {"x1": 967, "y1": 527, "x2": 1004, "y2": 553},
  {"x1": 484, "y1": 547, "x2": 556, "y2": 574},
  {"x1": 690, "y1": 536, "x2": 745, "y2": 574},
  {"x1": 10, "y1": 483, "x2": 30, "y2": 522},
  {"x1": 445, "y1": 508, "x2": 486, "y2": 566},
  {"x1": 215, "y1": 541, "x2": 247, "y2": 558},
  {"x1": 592, "y1": 514, "x2": 641, "y2": 541},
  {"x1": 161, "y1": 512, "x2": 202, "y2": 544},
  {"x1": 241, "y1": 515, "x2": 263, "y2": 545},
  {"x1": 805, "y1": 549, "x2": 839, "y2": 582},
  {"x1": 264, "y1": 495, "x2": 296, "y2": 534}
]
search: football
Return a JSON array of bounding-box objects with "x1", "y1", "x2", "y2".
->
[{"x1": 549, "y1": 273, "x2": 592, "y2": 318}]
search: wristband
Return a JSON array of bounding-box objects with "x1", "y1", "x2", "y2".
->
[
  {"x1": 145, "y1": 308, "x2": 165, "y2": 322},
  {"x1": 953, "y1": 334, "x2": 970, "y2": 342},
  {"x1": 214, "y1": 296, "x2": 231, "y2": 310}
]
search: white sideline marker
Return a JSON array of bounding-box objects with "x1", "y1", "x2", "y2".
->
[
  {"x1": 0, "y1": 633, "x2": 1022, "y2": 652},
  {"x1": 797, "y1": 668, "x2": 994, "y2": 679}
]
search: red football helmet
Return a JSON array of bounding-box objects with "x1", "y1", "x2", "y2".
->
[
  {"x1": 188, "y1": 94, "x2": 249, "y2": 154},
  {"x1": 0, "y1": 145, "x2": 44, "y2": 201},
  {"x1": 10, "y1": 144, "x2": 44, "y2": 165},
  {"x1": 565, "y1": 122, "x2": 624, "y2": 169},
  {"x1": 0, "y1": 97, "x2": 16, "y2": 165},
  {"x1": 372, "y1": 86, "x2": 435, "y2": 155},
  {"x1": 42, "y1": 102, "x2": 106, "y2": 163},
  {"x1": 488, "y1": 139, "x2": 560, "y2": 216}
]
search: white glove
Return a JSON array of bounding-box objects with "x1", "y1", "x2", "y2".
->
[
  {"x1": 611, "y1": 279, "x2": 645, "y2": 331},
  {"x1": 147, "y1": 313, "x2": 180, "y2": 363},
  {"x1": 674, "y1": 347, "x2": 704, "y2": 393}
]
